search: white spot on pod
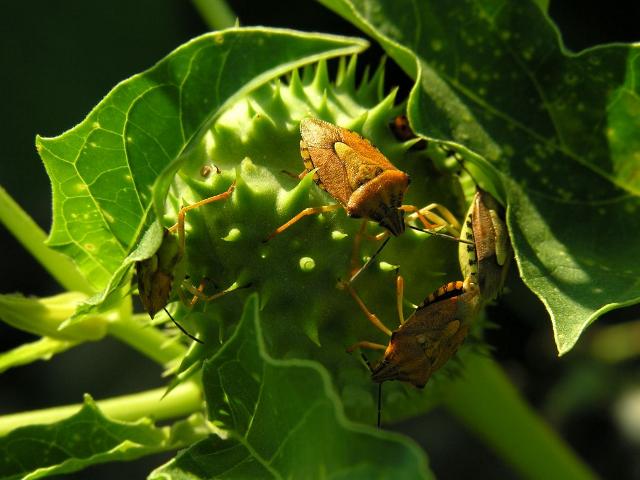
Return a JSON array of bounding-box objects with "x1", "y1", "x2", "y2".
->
[
  {"x1": 299, "y1": 257, "x2": 316, "y2": 272},
  {"x1": 379, "y1": 261, "x2": 399, "y2": 272},
  {"x1": 223, "y1": 228, "x2": 241, "y2": 242}
]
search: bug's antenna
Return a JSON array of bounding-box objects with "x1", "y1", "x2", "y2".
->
[
  {"x1": 408, "y1": 225, "x2": 473, "y2": 245},
  {"x1": 377, "y1": 382, "x2": 383, "y2": 429},
  {"x1": 163, "y1": 307, "x2": 203, "y2": 344},
  {"x1": 349, "y1": 236, "x2": 391, "y2": 284},
  {"x1": 443, "y1": 144, "x2": 481, "y2": 186},
  {"x1": 358, "y1": 352, "x2": 383, "y2": 429}
]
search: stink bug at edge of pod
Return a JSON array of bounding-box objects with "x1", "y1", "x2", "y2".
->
[
  {"x1": 134, "y1": 182, "x2": 238, "y2": 343},
  {"x1": 459, "y1": 188, "x2": 512, "y2": 303}
]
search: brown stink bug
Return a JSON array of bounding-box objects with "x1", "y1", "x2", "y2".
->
[
  {"x1": 265, "y1": 118, "x2": 467, "y2": 280},
  {"x1": 344, "y1": 188, "x2": 512, "y2": 425},
  {"x1": 265, "y1": 117, "x2": 462, "y2": 242},
  {"x1": 459, "y1": 188, "x2": 512, "y2": 302},
  {"x1": 389, "y1": 114, "x2": 427, "y2": 150},
  {"x1": 344, "y1": 274, "x2": 480, "y2": 389},
  {"x1": 135, "y1": 182, "x2": 238, "y2": 343}
]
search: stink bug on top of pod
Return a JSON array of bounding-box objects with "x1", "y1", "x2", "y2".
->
[
  {"x1": 135, "y1": 182, "x2": 237, "y2": 343},
  {"x1": 265, "y1": 118, "x2": 463, "y2": 245},
  {"x1": 301, "y1": 117, "x2": 410, "y2": 235}
]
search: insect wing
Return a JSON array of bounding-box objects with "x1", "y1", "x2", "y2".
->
[
  {"x1": 300, "y1": 118, "x2": 351, "y2": 205},
  {"x1": 300, "y1": 118, "x2": 400, "y2": 205}
]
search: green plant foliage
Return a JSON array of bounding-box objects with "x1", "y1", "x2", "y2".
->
[
  {"x1": 319, "y1": 0, "x2": 640, "y2": 354},
  {"x1": 0, "y1": 396, "x2": 204, "y2": 480},
  {"x1": 1, "y1": 8, "x2": 614, "y2": 478},
  {"x1": 151, "y1": 295, "x2": 432, "y2": 479},
  {"x1": 36, "y1": 28, "x2": 368, "y2": 291},
  {"x1": 68, "y1": 51, "x2": 465, "y2": 427}
]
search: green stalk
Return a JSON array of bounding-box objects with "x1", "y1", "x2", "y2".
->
[
  {"x1": 108, "y1": 313, "x2": 187, "y2": 365},
  {"x1": 0, "y1": 381, "x2": 202, "y2": 436},
  {"x1": 191, "y1": 0, "x2": 237, "y2": 30},
  {"x1": 0, "y1": 186, "x2": 91, "y2": 294},
  {"x1": 443, "y1": 354, "x2": 596, "y2": 480}
]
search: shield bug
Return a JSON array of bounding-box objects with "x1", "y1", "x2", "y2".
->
[
  {"x1": 135, "y1": 182, "x2": 236, "y2": 343},
  {"x1": 389, "y1": 114, "x2": 427, "y2": 150},
  {"x1": 265, "y1": 117, "x2": 462, "y2": 242},
  {"x1": 345, "y1": 275, "x2": 480, "y2": 389},
  {"x1": 458, "y1": 188, "x2": 511, "y2": 302},
  {"x1": 346, "y1": 190, "x2": 511, "y2": 388}
]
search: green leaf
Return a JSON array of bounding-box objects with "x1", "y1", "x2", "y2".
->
[
  {"x1": 0, "y1": 395, "x2": 202, "y2": 480},
  {"x1": 0, "y1": 337, "x2": 76, "y2": 374},
  {"x1": 319, "y1": 0, "x2": 640, "y2": 353},
  {"x1": 65, "y1": 220, "x2": 165, "y2": 323},
  {"x1": 37, "y1": 27, "x2": 368, "y2": 290},
  {"x1": 151, "y1": 295, "x2": 432, "y2": 479}
]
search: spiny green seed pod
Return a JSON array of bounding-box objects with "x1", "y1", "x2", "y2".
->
[{"x1": 160, "y1": 57, "x2": 470, "y2": 421}]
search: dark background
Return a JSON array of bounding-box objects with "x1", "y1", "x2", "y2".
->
[{"x1": 1, "y1": 1, "x2": 639, "y2": 478}]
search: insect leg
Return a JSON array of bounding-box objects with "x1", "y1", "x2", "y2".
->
[
  {"x1": 263, "y1": 204, "x2": 341, "y2": 242},
  {"x1": 396, "y1": 273, "x2": 405, "y2": 325},
  {"x1": 181, "y1": 279, "x2": 248, "y2": 306},
  {"x1": 346, "y1": 340, "x2": 388, "y2": 353},
  {"x1": 340, "y1": 282, "x2": 392, "y2": 336},
  {"x1": 400, "y1": 203, "x2": 460, "y2": 236},
  {"x1": 420, "y1": 203, "x2": 462, "y2": 231},
  {"x1": 345, "y1": 341, "x2": 386, "y2": 427},
  {"x1": 169, "y1": 181, "x2": 236, "y2": 252}
]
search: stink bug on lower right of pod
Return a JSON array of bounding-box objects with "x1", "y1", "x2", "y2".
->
[
  {"x1": 344, "y1": 273, "x2": 480, "y2": 390},
  {"x1": 344, "y1": 187, "x2": 512, "y2": 426}
]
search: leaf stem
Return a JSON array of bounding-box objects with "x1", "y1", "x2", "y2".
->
[
  {"x1": 0, "y1": 186, "x2": 91, "y2": 294},
  {"x1": 107, "y1": 313, "x2": 187, "y2": 365},
  {"x1": 443, "y1": 354, "x2": 596, "y2": 480},
  {"x1": 191, "y1": 0, "x2": 237, "y2": 30},
  {"x1": 0, "y1": 381, "x2": 202, "y2": 436}
]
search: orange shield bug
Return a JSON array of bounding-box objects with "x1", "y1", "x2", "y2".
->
[
  {"x1": 345, "y1": 188, "x2": 512, "y2": 424},
  {"x1": 265, "y1": 118, "x2": 468, "y2": 280},
  {"x1": 265, "y1": 117, "x2": 463, "y2": 242},
  {"x1": 136, "y1": 227, "x2": 184, "y2": 320},
  {"x1": 135, "y1": 182, "x2": 237, "y2": 343},
  {"x1": 345, "y1": 275, "x2": 480, "y2": 389}
]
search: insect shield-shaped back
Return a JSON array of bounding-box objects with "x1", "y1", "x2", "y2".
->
[
  {"x1": 300, "y1": 118, "x2": 410, "y2": 236},
  {"x1": 459, "y1": 189, "x2": 512, "y2": 302},
  {"x1": 136, "y1": 228, "x2": 183, "y2": 318},
  {"x1": 371, "y1": 281, "x2": 481, "y2": 388}
]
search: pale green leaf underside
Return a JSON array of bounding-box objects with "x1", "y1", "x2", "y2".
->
[
  {"x1": 151, "y1": 295, "x2": 432, "y2": 479},
  {"x1": 37, "y1": 27, "x2": 367, "y2": 290},
  {"x1": 320, "y1": 0, "x2": 640, "y2": 353}
]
